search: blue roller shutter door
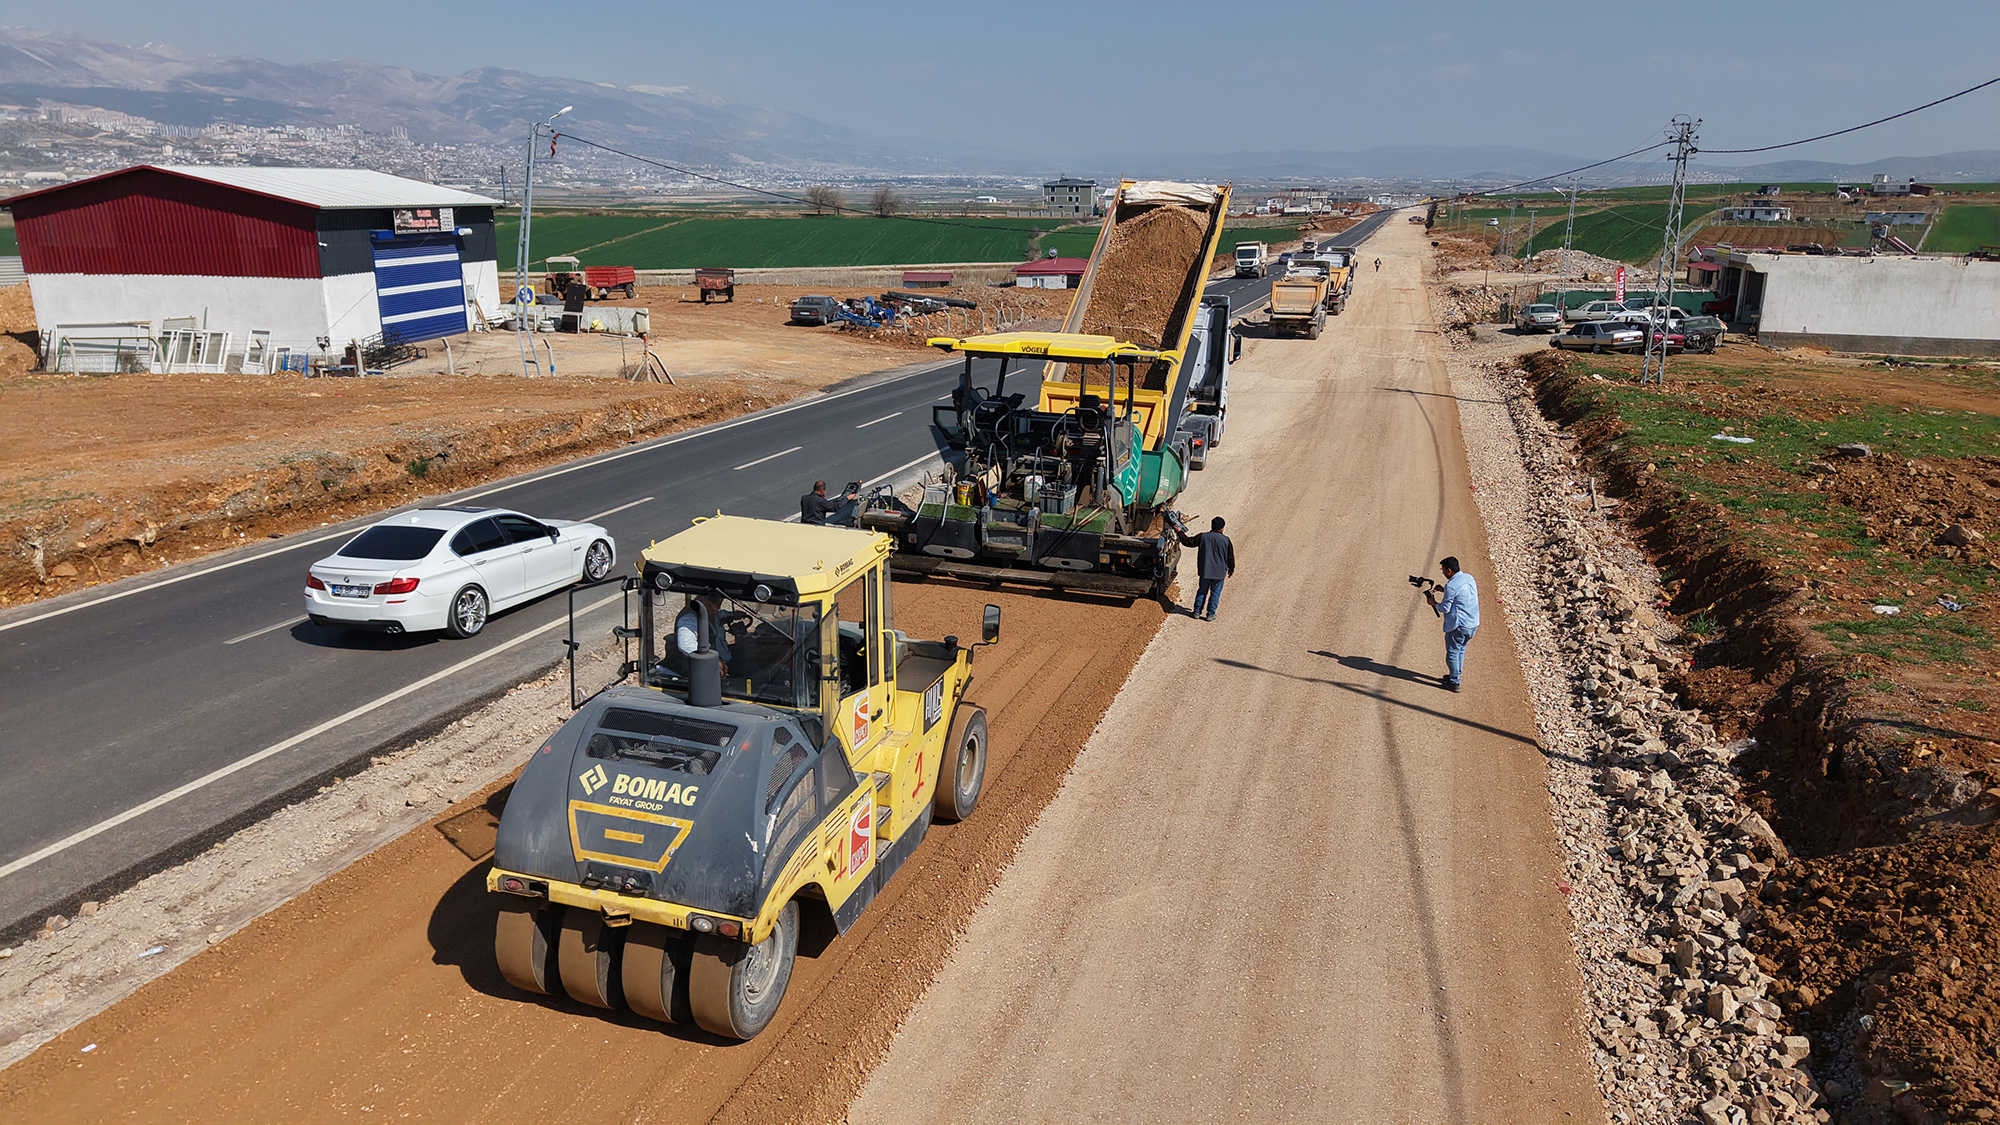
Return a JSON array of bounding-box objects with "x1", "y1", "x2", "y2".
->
[{"x1": 372, "y1": 233, "x2": 467, "y2": 342}]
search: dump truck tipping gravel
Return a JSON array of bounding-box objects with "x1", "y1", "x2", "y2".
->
[{"x1": 859, "y1": 180, "x2": 1232, "y2": 599}]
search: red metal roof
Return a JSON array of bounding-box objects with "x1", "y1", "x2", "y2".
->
[
  {"x1": 10, "y1": 165, "x2": 321, "y2": 278},
  {"x1": 1013, "y1": 257, "x2": 1088, "y2": 275}
]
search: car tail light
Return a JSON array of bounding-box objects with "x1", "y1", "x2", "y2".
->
[
  {"x1": 373, "y1": 576, "x2": 420, "y2": 595},
  {"x1": 306, "y1": 574, "x2": 326, "y2": 590}
]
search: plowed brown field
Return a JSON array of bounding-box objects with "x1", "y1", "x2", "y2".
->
[{"x1": 0, "y1": 581, "x2": 1162, "y2": 1124}]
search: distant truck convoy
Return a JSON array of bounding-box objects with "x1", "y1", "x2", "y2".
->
[{"x1": 1234, "y1": 242, "x2": 1269, "y2": 279}]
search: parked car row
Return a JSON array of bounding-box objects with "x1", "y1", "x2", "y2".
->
[{"x1": 1549, "y1": 315, "x2": 1726, "y2": 355}]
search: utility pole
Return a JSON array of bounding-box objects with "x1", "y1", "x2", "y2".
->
[
  {"x1": 1640, "y1": 116, "x2": 1699, "y2": 386},
  {"x1": 1506, "y1": 196, "x2": 1518, "y2": 258},
  {"x1": 514, "y1": 105, "x2": 573, "y2": 378},
  {"x1": 1525, "y1": 209, "x2": 1537, "y2": 261},
  {"x1": 1559, "y1": 180, "x2": 1578, "y2": 314}
]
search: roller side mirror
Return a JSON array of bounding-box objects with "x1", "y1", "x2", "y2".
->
[{"x1": 981, "y1": 604, "x2": 1001, "y2": 644}]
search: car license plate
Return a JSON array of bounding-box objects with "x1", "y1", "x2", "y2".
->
[{"x1": 331, "y1": 584, "x2": 372, "y2": 599}]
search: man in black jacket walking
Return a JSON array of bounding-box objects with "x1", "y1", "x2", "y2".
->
[{"x1": 1177, "y1": 516, "x2": 1235, "y2": 621}]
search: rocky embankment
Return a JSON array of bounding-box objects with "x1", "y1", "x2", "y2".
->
[{"x1": 1447, "y1": 344, "x2": 1830, "y2": 1122}]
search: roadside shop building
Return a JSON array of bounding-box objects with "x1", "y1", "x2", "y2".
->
[
  {"x1": 5, "y1": 165, "x2": 500, "y2": 372},
  {"x1": 1713, "y1": 249, "x2": 2000, "y2": 357},
  {"x1": 1012, "y1": 256, "x2": 1088, "y2": 289}
]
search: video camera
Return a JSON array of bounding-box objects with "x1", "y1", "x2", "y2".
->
[{"x1": 1409, "y1": 574, "x2": 1442, "y2": 617}]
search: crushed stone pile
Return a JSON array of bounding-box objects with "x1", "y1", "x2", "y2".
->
[{"x1": 1080, "y1": 205, "x2": 1205, "y2": 350}]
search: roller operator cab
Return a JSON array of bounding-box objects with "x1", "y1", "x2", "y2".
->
[{"x1": 487, "y1": 516, "x2": 997, "y2": 1040}]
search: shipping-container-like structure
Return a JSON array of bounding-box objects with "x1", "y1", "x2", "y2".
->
[{"x1": 5, "y1": 165, "x2": 500, "y2": 372}]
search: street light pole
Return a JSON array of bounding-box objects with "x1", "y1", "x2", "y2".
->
[{"x1": 515, "y1": 105, "x2": 572, "y2": 378}]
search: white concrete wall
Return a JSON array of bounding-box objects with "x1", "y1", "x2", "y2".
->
[
  {"x1": 322, "y1": 271, "x2": 384, "y2": 352},
  {"x1": 31, "y1": 273, "x2": 339, "y2": 364},
  {"x1": 1746, "y1": 254, "x2": 2000, "y2": 344},
  {"x1": 462, "y1": 259, "x2": 502, "y2": 324}
]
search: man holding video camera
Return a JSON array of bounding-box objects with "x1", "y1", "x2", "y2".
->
[{"x1": 1423, "y1": 557, "x2": 1480, "y2": 692}]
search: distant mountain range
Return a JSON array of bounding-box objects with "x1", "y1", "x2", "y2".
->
[
  {"x1": 0, "y1": 27, "x2": 1989, "y2": 188},
  {"x1": 0, "y1": 27, "x2": 1042, "y2": 175}
]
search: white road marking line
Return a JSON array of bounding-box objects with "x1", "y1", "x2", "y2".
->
[
  {"x1": 733, "y1": 446, "x2": 803, "y2": 471},
  {"x1": 222, "y1": 615, "x2": 308, "y2": 646},
  {"x1": 0, "y1": 590, "x2": 626, "y2": 883},
  {"x1": 0, "y1": 361, "x2": 959, "y2": 636},
  {"x1": 581, "y1": 496, "x2": 654, "y2": 523},
  {"x1": 0, "y1": 529, "x2": 359, "y2": 636},
  {"x1": 855, "y1": 412, "x2": 902, "y2": 429}
]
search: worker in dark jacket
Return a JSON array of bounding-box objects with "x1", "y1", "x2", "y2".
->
[
  {"x1": 1177, "y1": 516, "x2": 1236, "y2": 621},
  {"x1": 800, "y1": 480, "x2": 856, "y2": 526}
]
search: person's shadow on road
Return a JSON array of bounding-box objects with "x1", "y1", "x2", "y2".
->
[{"x1": 1310, "y1": 650, "x2": 1440, "y2": 687}]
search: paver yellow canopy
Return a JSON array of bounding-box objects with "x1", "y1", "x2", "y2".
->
[{"x1": 488, "y1": 515, "x2": 997, "y2": 1039}]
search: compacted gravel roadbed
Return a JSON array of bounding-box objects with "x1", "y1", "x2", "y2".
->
[{"x1": 852, "y1": 217, "x2": 1602, "y2": 1123}]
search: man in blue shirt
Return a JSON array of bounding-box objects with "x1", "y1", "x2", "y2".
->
[{"x1": 1424, "y1": 556, "x2": 1480, "y2": 692}]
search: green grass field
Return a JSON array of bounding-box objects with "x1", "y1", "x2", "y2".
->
[
  {"x1": 1035, "y1": 219, "x2": 1309, "y2": 261},
  {"x1": 498, "y1": 213, "x2": 1075, "y2": 270},
  {"x1": 0, "y1": 226, "x2": 15, "y2": 255},
  {"x1": 1924, "y1": 204, "x2": 2000, "y2": 253}
]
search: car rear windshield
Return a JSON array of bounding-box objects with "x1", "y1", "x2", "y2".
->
[
  {"x1": 1525, "y1": 305, "x2": 1556, "y2": 313},
  {"x1": 585, "y1": 706, "x2": 738, "y2": 774},
  {"x1": 336, "y1": 525, "x2": 445, "y2": 561}
]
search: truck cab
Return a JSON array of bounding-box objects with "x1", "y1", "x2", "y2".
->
[
  {"x1": 488, "y1": 517, "x2": 995, "y2": 1040},
  {"x1": 1234, "y1": 241, "x2": 1268, "y2": 278}
]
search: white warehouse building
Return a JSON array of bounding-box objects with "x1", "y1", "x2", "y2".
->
[
  {"x1": 1714, "y1": 250, "x2": 2000, "y2": 357},
  {"x1": 5, "y1": 165, "x2": 501, "y2": 372}
]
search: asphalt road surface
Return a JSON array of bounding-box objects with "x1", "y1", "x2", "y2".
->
[
  {"x1": 0, "y1": 211, "x2": 1392, "y2": 937},
  {"x1": 852, "y1": 215, "x2": 1598, "y2": 1122}
]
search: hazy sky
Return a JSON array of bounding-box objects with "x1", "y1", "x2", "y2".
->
[{"x1": 3, "y1": 0, "x2": 1996, "y2": 169}]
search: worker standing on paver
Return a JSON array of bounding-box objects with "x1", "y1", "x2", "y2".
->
[
  {"x1": 800, "y1": 480, "x2": 856, "y2": 526},
  {"x1": 1424, "y1": 556, "x2": 1479, "y2": 692},
  {"x1": 1177, "y1": 516, "x2": 1235, "y2": 621}
]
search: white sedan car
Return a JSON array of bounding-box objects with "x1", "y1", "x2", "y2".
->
[{"x1": 306, "y1": 506, "x2": 616, "y2": 638}]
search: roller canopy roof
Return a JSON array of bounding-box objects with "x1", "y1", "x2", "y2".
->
[{"x1": 640, "y1": 516, "x2": 889, "y2": 598}]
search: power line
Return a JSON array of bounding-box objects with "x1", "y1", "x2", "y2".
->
[{"x1": 1701, "y1": 75, "x2": 1999, "y2": 154}]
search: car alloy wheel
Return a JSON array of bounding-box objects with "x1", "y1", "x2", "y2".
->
[
  {"x1": 583, "y1": 540, "x2": 613, "y2": 583},
  {"x1": 448, "y1": 585, "x2": 488, "y2": 638}
]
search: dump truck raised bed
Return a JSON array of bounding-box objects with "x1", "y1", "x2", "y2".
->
[
  {"x1": 488, "y1": 516, "x2": 998, "y2": 1040},
  {"x1": 857, "y1": 180, "x2": 1233, "y2": 600}
]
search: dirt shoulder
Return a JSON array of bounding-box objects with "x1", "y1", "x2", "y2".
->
[
  {"x1": 0, "y1": 280, "x2": 1072, "y2": 609},
  {"x1": 1521, "y1": 342, "x2": 2000, "y2": 1122}
]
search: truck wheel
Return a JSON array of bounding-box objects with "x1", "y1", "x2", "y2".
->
[
  {"x1": 558, "y1": 906, "x2": 626, "y2": 1009},
  {"x1": 622, "y1": 922, "x2": 693, "y2": 1024},
  {"x1": 446, "y1": 585, "x2": 488, "y2": 638},
  {"x1": 932, "y1": 708, "x2": 988, "y2": 823},
  {"x1": 623, "y1": 284, "x2": 635, "y2": 299},
  {"x1": 495, "y1": 901, "x2": 562, "y2": 995},
  {"x1": 1307, "y1": 320, "x2": 1321, "y2": 340},
  {"x1": 689, "y1": 901, "x2": 797, "y2": 1040}
]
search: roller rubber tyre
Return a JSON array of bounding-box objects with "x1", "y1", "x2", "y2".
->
[
  {"x1": 557, "y1": 906, "x2": 625, "y2": 1009},
  {"x1": 495, "y1": 901, "x2": 562, "y2": 995},
  {"x1": 621, "y1": 922, "x2": 693, "y2": 1024},
  {"x1": 688, "y1": 901, "x2": 798, "y2": 1040},
  {"x1": 582, "y1": 539, "x2": 614, "y2": 583},
  {"x1": 446, "y1": 585, "x2": 488, "y2": 639},
  {"x1": 932, "y1": 707, "x2": 988, "y2": 823}
]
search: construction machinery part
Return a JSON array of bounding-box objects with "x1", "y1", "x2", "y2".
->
[
  {"x1": 558, "y1": 905, "x2": 626, "y2": 1009},
  {"x1": 932, "y1": 708, "x2": 988, "y2": 822},
  {"x1": 689, "y1": 901, "x2": 798, "y2": 1040},
  {"x1": 494, "y1": 900, "x2": 562, "y2": 995},
  {"x1": 621, "y1": 922, "x2": 694, "y2": 1024}
]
